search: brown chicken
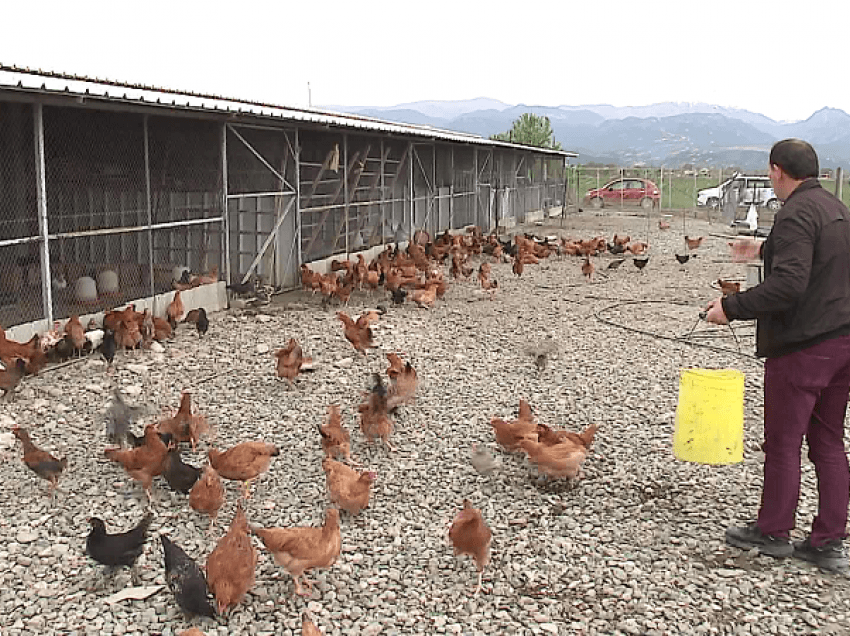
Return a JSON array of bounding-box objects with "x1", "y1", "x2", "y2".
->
[
  {"x1": 627, "y1": 242, "x2": 649, "y2": 255},
  {"x1": 718, "y1": 278, "x2": 741, "y2": 296},
  {"x1": 410, "y1": 282, "x2": 439, "y2": 308},
  {"x1": 189, "y1": 465, "x2": 225, "y2": 534},
  {"x1": 448, "y1": 499, "x2": 492, "y2": 595},
  {"x1": 301, "y1": 613, "x2": 323, "y2": 636},
  {"x1": 512, "y1": 256, "x2": 524, "y2": 277},
  {"x1": 387, "y1": 359, "x2": 418, "y2": 412},
  {"x1": 385, "y1": 352, "x2": 405, "y2": 380},
  {"x1": 275, "y1": 338, "x2": 313, "y2": 389},
  {"x1": 685, "y1": 235, "x2": 705, "y2": 250},
  {"x1": 612, "y1": 234, "x2": 631, "y2": 247},
  {"x1": 64, "y1": 315, "x2": 85, "y2": 355},
  {"x1": 115, "y1": 317, "x2": 142, "y2": 350},
  {"x1": 581, "y1": 256, "x2": 594, "y2": 281},
  {"x1": 0, "y1": 331, "x2": 45, "y2": 375},
  {"x1": 191, "y1": 266, "x2": 219, "y2": 287},
  {"x1": 489, "y1": 398, "x2": 538, "y2": 452},
  {"x1": 178, "y1": 629, "x2": 208, "y2": 636},
  {"x1": 206, "y1": 502, "x2": 257, "y2": 615},
  {"x1": 322, "y1": 458, "x2": 376, "y2": 514},
  {"x1": 104, "y1": 422, "x2": 170, "y2": 502},
  {"x1": 536, "y1": 422, "x2": 598, "y2": 450},
  {"x1": 317, "y1": 404, "x2": 357, "y2": 464},
  {"x1": 337, "y1": 311, "x2": 374, "y2": 355},
  {"x1": 157, "y1": 392, "x2": 209, "y2": 451},
  {"x1": 359, "y1": 374, "x2": 395, "y2": 451},
  {"x1": 12, "y1": 426, "x2": 67, "y2": 496},
  {"x1": 0, "y1": 358, "x2": 27, "y2": 399},
  {"x1": 658, "y1": 219, "x2": 671, "y2": 230},
  {"x1": 208, "y1": 441, "x2": 280, "y2": 497},
  {"x1": 518, "y1": 436, "x2": 589, "y2": 479},
  {"x1": 250, "y1": 507, "x2": 342, "y2": 597},
  {"x1": 152, "y1": 316, "x2": 173, "y2": 341},
  {"x1": 166, "y1": 290, "x2": 184, "y2": 328}
]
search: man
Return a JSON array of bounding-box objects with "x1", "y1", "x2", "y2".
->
[{"x1": 705, "y1": 139, "x2": 850, "y2": 573}]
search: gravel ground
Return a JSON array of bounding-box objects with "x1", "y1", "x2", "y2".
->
[{"x1": 2, "y1": 208, "x2": 849, "y2": 636}]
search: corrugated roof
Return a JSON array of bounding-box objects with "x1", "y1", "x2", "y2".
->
[{"x1": 0, "y1": 64, "x2": 577, "y2": 158}]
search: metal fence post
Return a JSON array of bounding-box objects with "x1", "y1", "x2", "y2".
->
[
  {"x1": 221, "y1": 122, "x2": 231, "y2": 286},
  {"x1": 144, "y1": 115, "x2": 155, "y2": 306},
  {"x1": 33, "y1": 103, "x2": 53, "y2": 326},
  {"x1": 295, "y1": 127, "x2": 302, "y2": 267},
  {"x1": 343, "y1": 134, "x2": 349, "y2": 254}
]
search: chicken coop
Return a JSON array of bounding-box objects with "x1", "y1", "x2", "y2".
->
[{"x1": 0, "y1": 65, "x2": 575, "y2": 332}]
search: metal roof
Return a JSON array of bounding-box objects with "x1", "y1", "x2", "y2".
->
[{"x1": 0, "y1": 64, "x2": 577, "y2": 158}]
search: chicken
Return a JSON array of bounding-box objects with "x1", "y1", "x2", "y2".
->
[
  {"x1": 86, "y1": 512, "x2": 153, "y2": 586},
  {"x1": 104, "y1": 422, "x2": 170, "y2": 502},
  {"x1": 157, "y1": 391, "x2": 209, "y2": 451},
  {"x1": 358, "y1": 373, "x2": 395, "y2": 452},
  {"x1": 191, "y1": 265, "x2": 219, "y2": 287},
  {"x1": 167, "y1": 290, "x2": 185, "y2": 328},
  {"x1": 518, "y1": 436, "x2": 589, "y2": 479},
  {"x1": 0, "y1": 332, "x2": 45, "y2": 376},
  {"x1": 448, "y1": 499, "x2": 492, "y2": 595},
  {"x1": 632, "y1": 256, "x2": 650, "y2": 271},
  {"x1": 250, "y1": 507, "x2": 341, "y2": 597},
  {"x1": 0, "y1": 358, "x2": 27, "y2": 399},
  {"x1": 152, "y1": 316, "x2": 173, "y2": 341},
  {"x1": 206, "y1": 503, "x2": 257, "y2": 615},
  {"x1": 99, "y1": 328, "x2": 117, "y2": 366},
  {"x1": 675, "y1": 253, "x2": 692, "y2": 264},
  {"x1": 178, "y1": 630, "x2": 207, "y2": 636},
  {"x1": 12, "y1": 426, "x2": 67, "y2": 496},
  {"x1": 685, "y1": 235, "x2": 705, "y2": 250},
  {"x1": 64, "y1": 315, "x2": 85, "y2": 355},
  {"x1": 470, "y1": 444, "x2": 501, "y2": 475},
  {"x1": 718, "y1": 278, "x2": 741, "y2": 296},
  {"x1": 385, "y1": 352, "x2": 405, "y2": 380},
  {"x1": 317, "y1": 404, "x2": 357, "y2": 464},
  {"x1": 536, "y1": 421, "x2": 598, "y2": 451},
  {"x1": 115, "y1": 316, "x2": 142, "y2": 350},
  {"x1": 161, "y1": 534, "x2": 216, "y2": 618},
  {"x1": 208, "y1": 441, "x2": 280, "y2": 497},
  {"x1": 139, "y1": 309, "x2": 156, "y2": 349},
  {"x1": 612, "y1": 234, "x2": 631, "y2": 247},
  {"x1": 658, "y1": 219, "x2": 671, "y2": 230},
  {"x1": 410, "y1": 282, "x2": 439, "y2": 308},
  {"x1": 512, "y1": 256, "x2": 524, "y2": 277},
  {"x1": 163, "y1": 446, "x2": 202, "y2": 493},
  {"x1": 322, "y1": 457, "x2": 376, "y2": 514},
  {"x1": 302, "y1": 613, "x2": 323, "y2": 636},
  {"x1": 627, "y1": 241, "x2": 649, "y2": 255},
  {"x1": 489, "y1": 399, "x2": 537, "y2": 452},
  {"x1": 275, "y1": 338, "x2": 313, "y2": 389},
  {"x1": 184, "y1": 308, "x2": 210, "y2": 336},
  {"x1": 387, "y1": 359, "x2": 417, "y2": 412},
  {"x1": 337, "y1": 311, "x2": 374, "y2": 355},
  {"x1": 104, "y1": 388, "x2": 148, "y2": 446},
  {"x1": 581, "y1": 256, "x2": 594, "y2": 281},
  {"x1": 189, "y1": 465, "x2": 225, "y2": 534}
]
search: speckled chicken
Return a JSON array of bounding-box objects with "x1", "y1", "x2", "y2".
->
[{"x1": 161, "y1": 534, "x2": 216, "y2": 618}]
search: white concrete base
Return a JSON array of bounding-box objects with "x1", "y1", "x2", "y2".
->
[{"x1": 4, "y1": 282, "x2": 227, "y2": 343}]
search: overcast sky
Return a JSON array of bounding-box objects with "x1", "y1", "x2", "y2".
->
[{"x1": 3, "y1": 0, "x2": 847, "y2": 123}]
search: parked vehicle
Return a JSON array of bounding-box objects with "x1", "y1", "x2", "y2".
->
[
  {"x1": 584, "y1": 178, "x2": 660, "y2": 209},
  {"x1": 697, "y1": 175, "x2": 781, "y2": 211}
]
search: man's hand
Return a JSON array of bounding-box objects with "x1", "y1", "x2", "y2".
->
[
  {"x1": 704, "y1": 298, "x2": 729, "y2": 325},
  {"x1": 728, "y1": 238, "x2": 763, "y2": 262}
]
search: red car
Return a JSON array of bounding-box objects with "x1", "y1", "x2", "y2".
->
[{"x1": 584, "y1": 178, "x2": 660, "y2": 209}]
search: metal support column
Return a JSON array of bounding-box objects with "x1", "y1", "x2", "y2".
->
[
  {"x1": 473, "y1": 148, "x2": 479, "y2": 230},
  {"x1": 449, "y1": 146, "x2": 454, "y2": 230},
  {"x1": 143, "y1": 115, "x2": 155, "y2": 305},
  {"x1": 408, "y1": 141, "x2": 414, "y2": 240},
  {"x1": 343, "y1": 134, "x2": 349, "y2": 254},
  {"x1": 33, "y1": 103, "x2": 53, "y2": 325},
  {"x1": 221, "y1": 123, "x2": 231, "y2": 286},
  {"x1": 379, "y1": 139, "x2": 385, "y2": 245},
  {"x1": 295, "y1": 128, "x2": 302, "y2": 267}
]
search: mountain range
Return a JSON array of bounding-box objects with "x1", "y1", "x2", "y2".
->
[{"x1": 327, "y1": 100, "x2": 850, "y2": 170}]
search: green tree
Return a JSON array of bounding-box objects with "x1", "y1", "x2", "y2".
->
[{"x1": 490, "y1": 113, "x2": 562, "y2": 150}]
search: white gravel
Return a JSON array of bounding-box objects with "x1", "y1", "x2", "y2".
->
[{"x1": 2, "y1": 208, "x2": 849, "y2": 636}]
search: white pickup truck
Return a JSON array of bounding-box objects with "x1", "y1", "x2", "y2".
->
[{"x1": 697, "y1": 175, "x2": 781, "y2": 211}]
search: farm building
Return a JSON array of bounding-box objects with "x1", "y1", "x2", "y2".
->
[{"x1": 0, "y1": 65, "x2": 575, "y2": 334}]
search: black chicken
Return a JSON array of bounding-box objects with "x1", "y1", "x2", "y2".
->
[
  {"x1": 193, "y1": 308, "x2": 209, "y2": 336},
  {"x1": 675, "y1": 253, "x2": 695, "y2": 264},
  {"x1": 162, "y1": 447, "x2": 202, "y2": 493},
  {"x1": 390, "y1": 287, "x2": 408, "y2": 305},
  {"x1": 86, "y1": 512, "x2": 153, "y2": 585},
  {"x1": 607, "y1": 242, "x2": 627, "y2": 255},
  {"x1": 99, "y1": 328, "x2": 117, "y2": 365},
  {"x1": 161, "y1": 535, "x2": 216, "y2": 618},
  {"x1": 633, "y1": 257, "x2": 650, "y2": 270}
]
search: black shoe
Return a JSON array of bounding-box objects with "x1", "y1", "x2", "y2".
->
[
  {"x1": 792, "y1": 538, "x2": 849, "y2": 573},
  {"x1": 725, "y1": 522, "x2": 793, "y2": 557}
]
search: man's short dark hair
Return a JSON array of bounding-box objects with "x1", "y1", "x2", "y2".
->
[{"x1": 769, "y1": 139, "x2": 819, "y2": 180}]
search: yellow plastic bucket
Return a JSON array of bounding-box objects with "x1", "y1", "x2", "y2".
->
[{"x1": 674, "y1": 368, "x2": 745, "y2": 464}]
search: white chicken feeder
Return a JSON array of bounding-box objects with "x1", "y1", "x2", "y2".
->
[{"x1": 97, "y1": 269, "x2": 120, "y2": 295}]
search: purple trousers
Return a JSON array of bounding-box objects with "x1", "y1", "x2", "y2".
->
[{"x1": 758, "y1": 335, "x2": 850, "y2": 545}]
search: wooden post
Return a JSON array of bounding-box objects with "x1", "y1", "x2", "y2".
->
[{"x1": 835, "y1": 167, "x2": 844, "y2": 201}]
